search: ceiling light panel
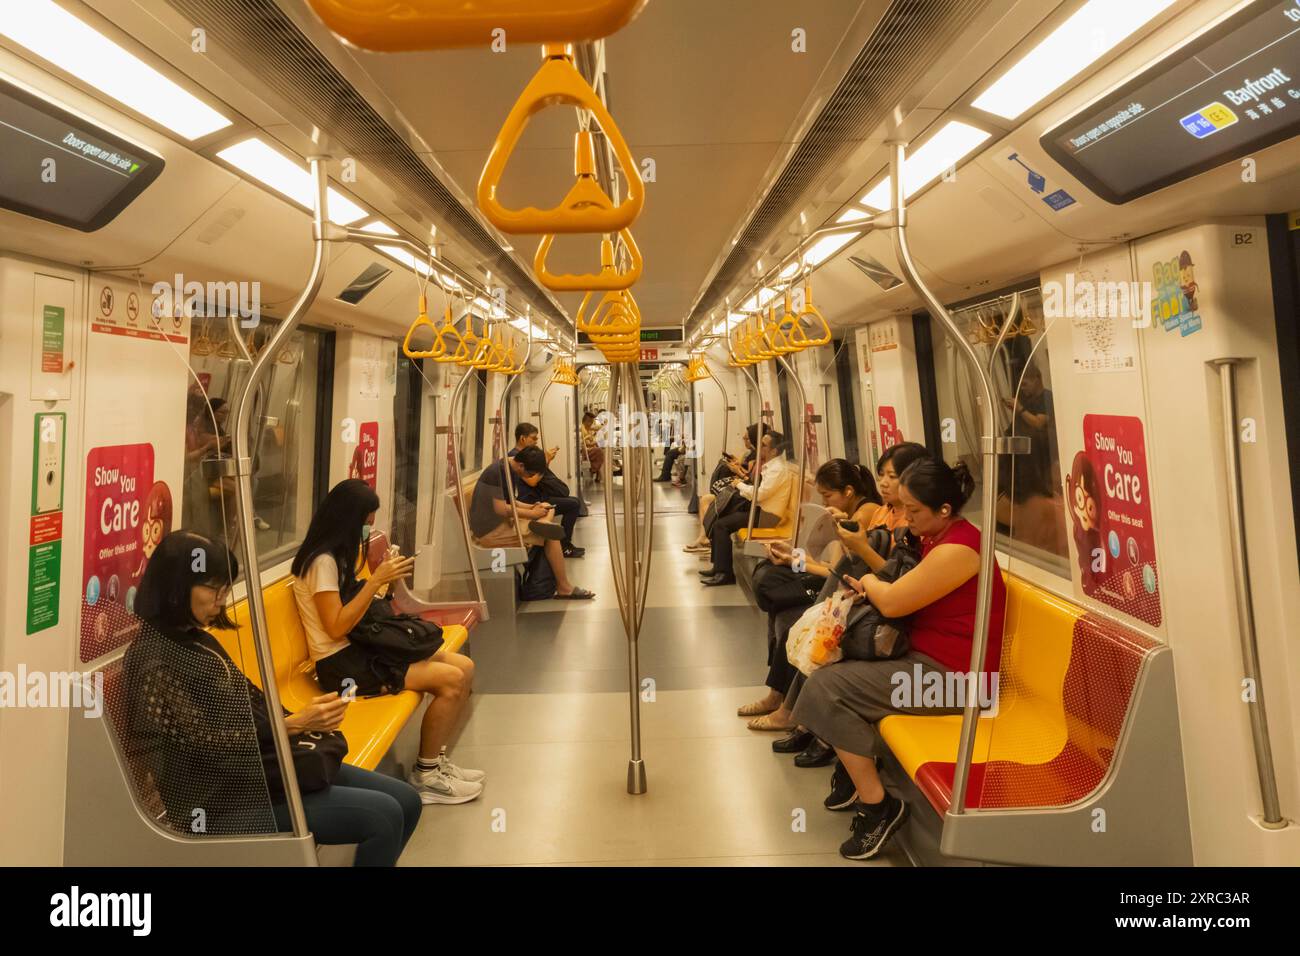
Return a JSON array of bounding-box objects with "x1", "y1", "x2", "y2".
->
[
  {"x1": 0, "y1": 0, "x2": 231, "y2": 140},
  {"x1": 971, "y1": 0, "x2": 1177, "y2": 120}
]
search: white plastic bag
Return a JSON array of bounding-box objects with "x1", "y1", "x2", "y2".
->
[{"x1": 786, "y1": 587, "x2": 856, "y2": 676}]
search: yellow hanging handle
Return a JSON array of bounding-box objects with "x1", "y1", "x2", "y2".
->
[
  {"x1": 535, "y1": 229, "x2": 643, "y2": 292},
  {"x1": 306, "y1": 0, "x2": 649, "y2": 52},
  {"x1": 402, "y1": 294, "x2": 442, "y2": 359},
  {"x1": 789, "y1": 280, "x2": 832, "y2": 348},
  {"x1": 428, "y1": 303, "x2": 470, "y2": 364},
  {"x1": 577, "y1": 285, "x2": 640, "y2": 336},
  {"x1": 478, "y1": 45, "x2": 644, "y2": 235}
]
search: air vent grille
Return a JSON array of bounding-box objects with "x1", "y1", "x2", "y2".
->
[
  {"x1": 164, "y1": 0, "x2": 563, "y2": 324},
  {"x1": 686, "y1": 0, "x2": 985, "y2": 332}
]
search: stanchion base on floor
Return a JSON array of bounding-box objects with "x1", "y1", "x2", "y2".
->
[{"x1": 627, "y1": 759, "x2": 647, "y2": 794}]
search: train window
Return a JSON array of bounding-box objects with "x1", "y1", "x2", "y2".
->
[
  {"x1": 391, "y1": 354, "x2": 425, "y2": 558},
  {"x1": 182, "y1": 317, "x2": 325, "y2": 572},
  {"x1": 832, "y1": 338, "x2": 860, "y2": 464},
  {"x1": 929, "y1": 288, "x2": 1069, "y2": 575}
]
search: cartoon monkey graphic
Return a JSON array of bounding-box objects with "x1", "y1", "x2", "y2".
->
[
  {"x1": 1065, "y1": 452, "x2": 1103, "y2": 590},
  {"x1": 134, "y1": 481, "x2": 173, "y2": 580}
]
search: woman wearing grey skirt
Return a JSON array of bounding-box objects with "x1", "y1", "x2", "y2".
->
[{"x1": 792, "y1": 457, "x2": 1007, "y2": 861}]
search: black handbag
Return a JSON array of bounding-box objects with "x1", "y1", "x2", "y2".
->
[
  {"x1": 283, "y1": 729, "x2": 348, "y2": 793},
  {"x1": 703, "y1": 484, "x2": 744, "y2": 537},
  {"x1": 348, "y1": 595, "x2": 444, "y2": 664},
  {"x1": 839, "y1": 531, "x2": 923, "y2": 661},
  {"x1": 753, "y1": 561, "x2": 823, "y2": 613}
]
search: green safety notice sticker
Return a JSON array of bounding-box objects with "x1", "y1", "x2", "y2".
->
[
  {"x1": 27, "y1": 539, "x2": 61, "y2": 634},
  {"x1": 42, "y1": 305, "x2": 65, "y2": 373}
]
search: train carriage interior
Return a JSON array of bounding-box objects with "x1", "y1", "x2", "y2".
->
[{"x1": 0, "y1": 0, "x2": 1298, "y2": 876}]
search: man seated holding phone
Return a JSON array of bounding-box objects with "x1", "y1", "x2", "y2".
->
[
  {"x1": 470, "y1": 445, "x2": 594, "y2": 600},
  {"x1": 508, "y1": 422, "x2": 585, "y2": 558},
  {"x1": 700, "y1": 431, "x2": 793, "y2": 586}
]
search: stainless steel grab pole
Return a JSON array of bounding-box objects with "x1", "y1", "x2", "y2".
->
[
  {"x1": 1212, "y1": 358, "x2": 1285, "y2": 828},
  {"x1": 229, "y1": 158, "x2": 333, "y2": 840},
  {"x1": 443, "y1": 367, "x2": 488, "y2": 613},
  {"x1": 775, "y1": 354, "x2": 807, "y2": 548},
  {"x1": 884, "y1": 142, "x2": 999, "y2": 816},
  {"x1": 626, "y1": 361, "x2": 649, "y2": 793}
]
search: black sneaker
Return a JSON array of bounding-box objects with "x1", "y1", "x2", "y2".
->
[
  {"x1": 824, "y1": 759, "x2": 857, "y2": 811},
  {"x1": 562, "y1": 545, "x2": 586, "y2": 558},
  {"x1": 840, "y1": 796, "x2": 909, "y2": 861}
]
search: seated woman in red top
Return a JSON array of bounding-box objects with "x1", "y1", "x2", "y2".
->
[{"x1": 790, "y1": 456, "x2": 1006, "y2": 862}]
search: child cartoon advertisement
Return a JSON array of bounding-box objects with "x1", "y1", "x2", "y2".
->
[
  {"x1": 1148, "y1": 249, "x2": 1203, "y2": 337},
  {"x1": 81, "y1": 444, "x2": 173, "y2": 661},
  {"x1": 1065, "y1": 416, "x2": 1161, "y2": 626}
]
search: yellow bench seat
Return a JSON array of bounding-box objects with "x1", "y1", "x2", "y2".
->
[
  {"x1": 215, "y1": 578, "x2": 467, "y2": 771},
  {"x1": 878, "y1": 576, "x2": 1155, "y2": 814}
]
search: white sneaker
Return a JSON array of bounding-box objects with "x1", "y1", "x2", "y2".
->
[
  {"x1": 439, "y1": 748, "x2": 486, "y2": 783},
  {"x1": 408, "y1": 765, "x2": 481, "y2": 804}
]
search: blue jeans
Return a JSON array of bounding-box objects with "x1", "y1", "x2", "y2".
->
[{"x1": 274, "y1": 764, "x2": 422, "y2": 866}]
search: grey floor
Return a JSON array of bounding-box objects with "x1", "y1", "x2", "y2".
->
[{"x1": 398, "y1": 503, "x2": 907, "y2": 867}]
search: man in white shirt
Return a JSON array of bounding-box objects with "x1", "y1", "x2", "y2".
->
[{"x1": 701, "y1": 431, "x2": 793, "y2": 586}]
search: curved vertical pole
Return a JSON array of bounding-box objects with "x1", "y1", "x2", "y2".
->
[
  {"x1": 702, "y1": 360, "x2": 730, "y2": 478},
  {"x1": 1212, "y1": 358, "x2": 1285, "y2": 827},
  {"x1": 229, "y1": 158, "x2": 334, "y2": 840},
  {"x1": 490, "y1": 354, "x2": 528, "y2": 554},
  {"x1": 884, "y1": 141, "x2": 999, "y2": 816},
  {"x1": 624, "y1": 361, "x2": 650, "y2": 792},
  {"x1": 775, "y1": 353, "x2": 807, "y2": 547},
  {"x1": 444, "y1": 367, "x2": 488, "y2": 614},
  {"x1": 535, "y1": 376, "x2": 555, "y2": 450}
]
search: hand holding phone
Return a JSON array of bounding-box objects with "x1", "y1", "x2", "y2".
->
[{"x1": 839, "y1": 520, "x2": 860, "y2": 533}]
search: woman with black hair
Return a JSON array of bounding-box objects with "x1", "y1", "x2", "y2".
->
[
  {"x1": 292, "y1": 479, "x2": 485, "y2": 805},
  {"x1": 791, "y1": 456, "x2": 1007, "y2": 862},
  {"x1": 683, "y1": 423, "x2": 764, "y2": 554},
  {"x1": 739, "y1": 458, "x2": 883, "y2": 733},
  {"x1": 123, "y1": 530, "x2": 422, "y2": 866}
]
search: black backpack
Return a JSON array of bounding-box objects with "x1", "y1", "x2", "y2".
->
[
  {"x1": 839, "y1": 530, "x2": 923, "y2": 661},
  {"x1": 516, "y1": 545, "x2": 558, "y2": 601}
]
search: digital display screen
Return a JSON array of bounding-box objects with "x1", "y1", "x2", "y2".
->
[
  {"x1": 1042, "y1": 0, "x2": 1300, "y2": 204},
  {"x1": 0, "y1": 76, "x2": 162, "y2": 231},
  {"x1": 578, "y1": 327, "x2": 684, "y2": 344}
]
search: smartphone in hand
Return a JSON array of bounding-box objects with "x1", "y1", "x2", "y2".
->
[{"x1": 839, "y1": 520, "x2": 860, "y2": 533}]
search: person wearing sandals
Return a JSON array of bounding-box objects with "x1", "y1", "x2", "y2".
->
[
  {"x1": 737, "y1": 458, "x2": 882, "y2": 734},
  {"x1": 292, "y1": 479, "x2": 486, "y2": 806},
  {"x1": 750, "y1": 443, "x2": 932, "y2": 767},
  {"x1": 794, "y1": 457, "x2": 1006, "y2": 861},
  {"x1": 470, "y1": 445, "x2": 595, "y2": 601}
]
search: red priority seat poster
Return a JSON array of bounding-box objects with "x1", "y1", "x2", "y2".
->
[
  {"x1": 1065, "y1": 415, "x2": 1161, "y2": 626},
  {"x1": 81, "y1": 444, "x2": 172, "y2": 661}
]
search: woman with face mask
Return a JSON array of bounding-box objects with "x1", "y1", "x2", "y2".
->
[{"x1": 292, "y1": 479, "x2": 485, "y2": 806}]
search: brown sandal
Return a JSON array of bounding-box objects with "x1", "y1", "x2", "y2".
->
[
  {"x1": 737, "y1": 699, "x2": 777, "y2": 718},
  {"x1": 747, "y1": 712, "x2": 796, "y2": 732}
]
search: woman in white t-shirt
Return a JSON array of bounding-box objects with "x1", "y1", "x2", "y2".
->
[{"x1": 292, "y1": 479, "x2": 484, "y2": 806}]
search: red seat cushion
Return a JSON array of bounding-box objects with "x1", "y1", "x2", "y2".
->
[{"x1": 418, "y1": 606, "x2": 479, "y2": 630}]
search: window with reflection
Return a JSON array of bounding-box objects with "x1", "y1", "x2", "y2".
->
[
  {"x1": 929, "y1": 288, "x2": 1068, "y2": 574},
  {"x1": 182, "y1": 316, "x2": 324, "y2": 573}
]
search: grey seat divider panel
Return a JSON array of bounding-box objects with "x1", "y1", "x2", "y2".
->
[
  {"x1": 64, "y1": 702, "x2": 318, "y2": 866},
  {"x1": 938, "y1": 646, "x2": 1194, "y2": 866}
]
